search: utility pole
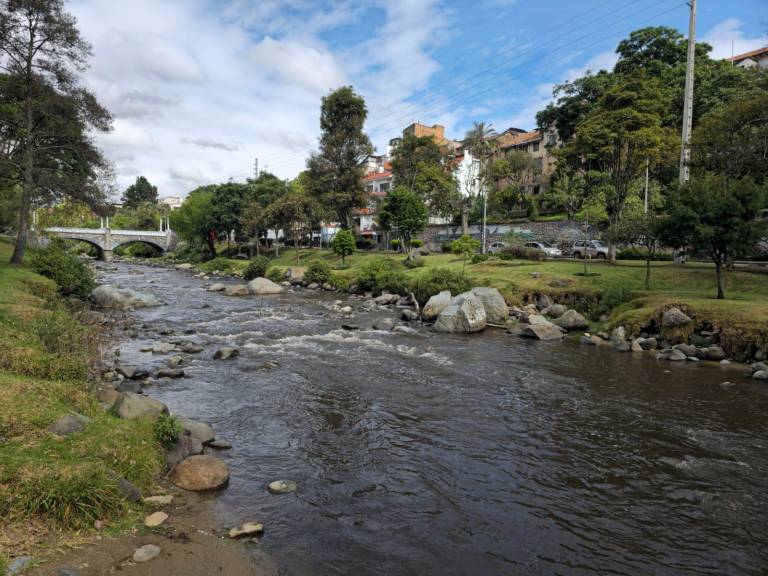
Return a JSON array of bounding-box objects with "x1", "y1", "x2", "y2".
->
[{"x1": 678, "y1": 0, "x2": 697, "y2": 184}]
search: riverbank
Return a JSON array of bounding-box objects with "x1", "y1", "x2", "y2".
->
[
  {"x1": 0, "y1": 242, "x2": 270, "y2": 575},
  {"x1": 155, "y1": 248, "x2": 768, "y2": 363}
]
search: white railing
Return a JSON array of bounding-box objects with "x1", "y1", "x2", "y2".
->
[{"x1": 45, "y1": 227, "x2": 169, "y2": 237}]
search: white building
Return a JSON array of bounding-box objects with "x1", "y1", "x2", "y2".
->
[
  {"x1": 729, "y1": 46, "x2": 768, "y2": 69},
  {"x1": 160, "y1": 196, "x2": 183, "y2": 210}
]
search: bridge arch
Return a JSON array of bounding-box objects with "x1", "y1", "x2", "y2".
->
[
  {"x1": 112, "y1": 238, "x2": 166, "y2": 253},
  {"x1": 51, "y1": 236, "x2": 106, "y2": 260}
]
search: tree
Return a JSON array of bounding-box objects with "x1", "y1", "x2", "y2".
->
[
  {"x1": 378, "y1": 187, "x2": 427, "y2": 260},
  {"x1": 0, "y1": 0, "x2": 112, "y2": 264},
  {"x1": 121, "y1": 176, "x2": 158, "y2": 208},
  {"x1": 564, "y1": 74, "x2": 676, "y2": 259},
  {"x1": 547, "y1": 173, "x2": 586, "y2": 220},
  {"x1": 331, "y1": 228, "x2": 355, "y2": 265},
  {"x1": 660, "y1": 175, "x2": 766, "y2": 299},
  {"x1": 612, "y1": 204, "x2": 664, "y2": 290},
  {"x1": 263, "y1": 190, "x2": 323, "y2": 264},
  {"x1": 305, "y1": 86, "x2": 373, "y2": 228},
  {"x1": 170, "y1": 187, "x2": 217, "y2": 255},
  {"x1": 451, "y1": 234, "x2": 480, "y2": 275},
  {"x1": 461, "y1": 121, "x2": 498, "y2": 235}
]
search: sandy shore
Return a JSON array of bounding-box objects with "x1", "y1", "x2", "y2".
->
[{"x1": 24, "y1": 492, "x2": 277, "y2": 576}]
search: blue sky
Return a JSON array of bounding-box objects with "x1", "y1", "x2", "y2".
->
[{"x1": 69, "y1": 0, "x2": 767, "y2": 197}]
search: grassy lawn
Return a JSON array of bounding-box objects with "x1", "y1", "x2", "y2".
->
[
  {"x1": 0, "y1": 240, "x2": 164, "y2": 562},
  {"x1": 191, "y1": 247, "x2": 768, "y2": 358}
]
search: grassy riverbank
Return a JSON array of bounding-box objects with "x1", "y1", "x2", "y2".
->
[
  {"x1": 177, "y1": 247, "x2": 768, "y2": 358},
  {"x1": 0, "y1": 241, "x2": 164, "y2": 568}
]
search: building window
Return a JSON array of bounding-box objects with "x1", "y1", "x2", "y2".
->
[
  {"x1": 380, "y1": 183, "x2": 390, "y2": 193},
  {"x1": 532, "y1": 142, "x2": 539, "y2": 152}
]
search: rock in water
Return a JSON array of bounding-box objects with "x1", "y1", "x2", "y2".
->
[
  {"x1": 267, "y1": 480, "x2": 298, "y2": 494},
  {"x1": 90, "y1": 285, "x2": 160, "y2": 309},
  {"x1": 144, "y1": 511, "x2": 168, "y2": 527},
  {"x1": 228, "y1": 522, "x2": 264, "y2": 539},
  {"x1": 248, "y1": 277, "x2": 284, "y2": 295},
  {"x1": 114, "y1": 392, "x2": 168, "y2": 420},
  {"x1": 209, "y1": 439, "x2": 232, "y2": 449},
  {"x1": 422, "y1": 291, "x2": 451, "y2": 322},
  {"x1": 434, "y1": 294, "x2": 486, "y2": 333},
  {"x1": 170, "y1": 455, "x2": 229, "y2": 491},
  {"x1": 551, "y1": 309, "x2": 589, "y2": 331},
  {"x1": 373, "y1": 318, "x2": 395, "y2": 331},
  {"x1": 662, "y1": 306, "x2": 692, "y2": 327},
  {"x1": 611, "y1": 326, "x2": 629, "y2": 351},
  {"x1": 519, "y1": 323, "x2": 566, "y2": 341},
  {"x1": 704, "y1": 346, "x2": 725, "y2": 361},
  {"x1": 208, "y1": 283, "x2": 226, "y2": 292},
  {"x1": 151, "y1": 342, "x2": 177, "y2": 354},
  {"x1": 400, "y1": 309, "x2": 419, "y2": 322},
  {"x1": 133, "y1": 544, "x2": 162, "y2": 563},
  {"x1": 157, "y1": 369, "x2": 185, "y2": 379},
  {"x1": 165, "y1": 433, "x2": 203, "y2": 470},
  {"x1": 177, "y1": 417, "x2": 215, "y2": 444},
  {"x1": 469, "y1": 287, "x2": 508, "y2": 324},
  {"x1": 753, "y1": 370, "x2": 768, "y2": 380},
  {"x1": 224, "y1": 285, "x2": 250, "y2": 296},
  {"x1": 213, "y1": 347, "x2": 239, "y2": 360}
]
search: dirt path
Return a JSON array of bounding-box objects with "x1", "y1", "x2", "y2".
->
[{"x1": 25, "y1": 493, "x2": 277, "y2": 576}]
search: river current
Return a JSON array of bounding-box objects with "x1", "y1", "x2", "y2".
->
[{"x1": 103, "y1": 262, "x2": 768, "y2": 576}]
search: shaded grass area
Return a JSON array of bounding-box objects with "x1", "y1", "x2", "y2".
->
[
  {"x1": 187, "y1": 247, "x2": 768, "y2": 358},
  {"x1": 0, "y1": 241, "x2": 163, "y2": 547}
]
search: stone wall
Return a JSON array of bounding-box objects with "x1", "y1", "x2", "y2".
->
[{"x1": 420, "y1": 220, "x2": 594, "y2": 252}]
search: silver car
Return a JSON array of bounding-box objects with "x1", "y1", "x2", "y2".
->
[
  {"x1": 525, "y1": 241, "x2": 562, "y2": 258},
  {"x1": 571, "y1": 240, "x2": 608, "y2": 259},
  {"x1": 488, "y1": 241, "x2": 506, "y2": 254}
]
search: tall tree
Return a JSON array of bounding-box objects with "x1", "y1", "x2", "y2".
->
[
  {"x1": 263, "y1": 190, "x2": 323, "y2": 264},
  {"x1": 305, "y1": 86, "x2": 373, "y2": 229},
  {"x1": 170, "y1": 186, "x2": 217, "y2": 255},
  {"x1": 0, "y1": 0, "x2": 111, "y2": 264},
  {"x1": 121, "y1": 176, "x2": 158, "y2": 208},
  {"x1": 378, "y1": 186, "x2": 427, "y2": 260},
  {"x1": 564, "y1": 74, "x2": 676, "y2": 259},
  {"x1": 461, "y1": 121, "x2": 497, "y2": 234}
]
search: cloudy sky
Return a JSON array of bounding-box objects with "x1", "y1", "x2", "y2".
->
[{"x1": 68, "y1": 0, "x2": 768, "y2": 200}]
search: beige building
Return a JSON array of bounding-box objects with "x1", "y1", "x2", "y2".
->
[
  {"x1": 497, "y1": 128, "x2": 559, "y2": 194},
  {"x1": 729, "y1": 46, "x2": 768, "y2": 69}
]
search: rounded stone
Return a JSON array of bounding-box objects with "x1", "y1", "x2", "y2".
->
[
  {"x1": 170, "y1": 455, "x2": 229, "y2": 491},
  {"x1": 267, "y1": 480, "x2": 298, "y2": 494},
  {"x1": 144, "y1": 511, "x2": 169, "y2": 527},
  {"x1": 133, "y1": 544, "x2": 161, "y2": 563}
]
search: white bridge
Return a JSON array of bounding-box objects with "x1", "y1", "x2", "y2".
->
[{"x1": 42, "y1": 226, "x2": 178, "y2": 261}]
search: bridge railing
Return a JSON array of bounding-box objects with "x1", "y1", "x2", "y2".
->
[{"x1": 44, "y1": 227, "x2": 169, "y2": 237}]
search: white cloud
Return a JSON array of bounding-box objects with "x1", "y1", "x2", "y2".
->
[
  {"x1": 701, "y1": 18, "x2": 768, "y2": 60},
  {"x1": 561, "y1": 50, "x2": 618, "y2": 84},
  {"x1": 249, "y1": 37, "x2": 346, "y2": 93}
]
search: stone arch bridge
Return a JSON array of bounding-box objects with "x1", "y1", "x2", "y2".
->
[{"x1": 42, "y1": 227, "x2": 178, "y2": 261}]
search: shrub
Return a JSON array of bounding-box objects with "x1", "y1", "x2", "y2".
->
[
  {"x1": 410, "y1": 268, "x2": 471, "y2": 306},
  {"x1": 616, "y1": 247, "x2": 673, "y2": 261},
  {"x1": 304, "y1": 260, "x2": 332, "y2": 285},
  {"x1": 197, "y1": 256, "x2": 236, "y2": 274},
  {"x1": 404, "y1": 255, "x2": 425, "y2": 269},
  {"x1": 411, "y1": 239, "x2": 423, "y2": 249},
  {"x1": 355, "y1": 258, "x2": 408, "y2": 295},
  {"x1": 266, "y1": 267, "x2": 286, "y2": 283},
  {"x1": 331, "y1": 229, "x2": 356, "y2": 264},
  {"x1": 356, "y1": 238, "x2": 375, "y2": 250},
  {"x1": 470, "y1": 253, "x2": 490, "y2": 264},
  {"x1": 154, "y1": 414, "x2": 182, "y2": 449},
  {"x1": 441, "y1": 241, "x2": 452, "y2": 253},
  {"x1": 500, "y1": 246, "x2": 546, "y2": 261},
  {"x1": 243, "y1": 255, "x2": 270, "y2": 280},
  {"x1": 30, "y1": 240, "x2": 95, "y2": 299},
  {"x1": 390, "y1": 239, "x2": 401, "y2": 250}
]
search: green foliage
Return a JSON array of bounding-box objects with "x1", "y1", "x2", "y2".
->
[
  {"x1": 305, "y1": 86, "x2": 373, "y2": 228},
  {"x1": 111, "y1": 202, "x2": 165, "y2": 232},
  {"x1": 266, "y1": 267, "x2": 286, "y2": 283},
  {"x1": 171, "y1": 187, "x2": 217, "y2": 253},
  {"x1": 154, "y1": 415, "x2": 182, "y2": 449},
  {"x1": 378, "y1": 187, "x2": 428, "y2": 253},
  {"x1": 243, "y1": 256, "x2": 270, "y2": 280},
  {"x1": 470, "y1": 253, "x2": 490, "y2": 264},
  {"x1": 121, "y1": 176, "x2": 158, "y2": 208},
  {"x1": 197, "y1": 256, "x2": 238, "y2": 274},
  {"x1": 410, "y1": 239, "x2": 423, "y2": 248},
  {"x1": 500, "y1": 246, "x2": 546, "y2": 261},
  {"x1": 617, "y1": 248, "x2": 672, "y2": 261},
  {"x1": 390, "y1": 239, "x2": 401, "y2": 250},
  {"x1": 304, "y1": 260, "x2": 333, "y2": 285},
  {"x1": 355, "y1": 258, "x2": 408, "y2": 295},
  {"x1": 30, "y1": 240, "x2": 95, "y2": 299},
  {"x1": 410, "y1": 268, "x2": 471, "y2": 306},
  {"x1": 263, "y1": 190, "x2": 323, "y2": 264},
  {"x1": 331, "y1": 229, "x2": 356, "y2": 264},
  {"x1": 451, "y1": 235, "x2": 481, "y2": 273},
  {"x1": 404, "y1": 255, "x2": 425, "y2": 269}
]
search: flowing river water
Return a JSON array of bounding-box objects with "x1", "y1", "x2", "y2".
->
[{"x1": 102, "y1": 262, "x2": 768, "y2": 576}]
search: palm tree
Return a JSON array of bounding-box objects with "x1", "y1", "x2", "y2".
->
[{"x1": 460, "y1": 122, "x2": 498, "y2": 237}]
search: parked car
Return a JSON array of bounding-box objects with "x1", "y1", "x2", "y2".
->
[
  {"x1": 524, "y1": 241, "x2": 562, "y2": 258},
  {"x1": 488, "y1": 241, "x2": 506, "y2": 254},
  {"x1": 571, "y1": 240, "x2": 609, "y2": 259}
]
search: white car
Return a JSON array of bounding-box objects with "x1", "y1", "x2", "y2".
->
[
  {"x1": 571, "y1": 240, "x2": 609, "y2": 259},
  {"x1": 488, "y1": 241, "x2": 506, "y2": 254},
  {"x1": 525, "y1": 241, "x2": 562, "y2": 257}
]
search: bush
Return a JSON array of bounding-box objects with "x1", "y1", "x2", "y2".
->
[
  {"x1": 243, "y1": 255, "x2": 270, "y2": 280},
  {"x1": 441, "y1": 241, "x2": 452, "y2": 253},
  {"x1": 470, "y1": 253, "x2": 490, "y2": 264},
  {"x1": 500, "y1": 246, "x2": 546, "y2": 261},
  {"x1": 356, "y1": 238, "x2": 375, "y2": 250},
  {"x1": 390, "y1": 239, "x2": 401, "y2": 250},
  {"x1": 331, "y1": 229, "x2": 355, "y2": 264},
  {"x1": 410, "y1": 268, "x2": 471, "y2": 306},
  {"x1": 197, "y1": 256, "x2": 236, "y2": 274},
  {"x1": 355, "y1": 258, "x2": 407, "y2": 295},
  {"x1": 304, "y1": 260, "x2": 332, "y2": 285},
  {"x1": 266, "y1": 267, "x2": 286, "y2": 283},
  {"x1": 154, "y1": 414, "x2": 182, "y2": 449},
  {"x1": 411, "y1": 239, "x2": 423, "y2": 249},
  {"x1": 404, "y1": 255, "x2": 425, "y2": 269},
  {"x1": 616, "y1": 247, "x2": 673, "y2": 261},
  {"x1": 30, "y1": 240, "x2": 95, "y2": 299}
]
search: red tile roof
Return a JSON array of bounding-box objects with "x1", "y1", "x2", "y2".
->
[
  {"x1": 501, "y1": 130, "x2": 542, "y2": 149},
  {"x1": 362, "y1": 170, "x2": 392, "y2": 182},
  {"x1": 729, "y1": 46, "x2": 768, "y2": 62}
]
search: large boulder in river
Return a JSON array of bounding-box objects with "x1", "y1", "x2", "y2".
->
[
  {"x1": 114, "y1": 392, "x2": 168, "y2": 420},
  {"x1": 422, "y1": 291, "x2": 451, "y2": 322},
  {"x1": 519, "y1": 322, "x2": 565, "y2": 341},
  {"x1": 224, "y1": 284, "x2": 250, "y2": 297},
  {"x1": 170, "y1": 455, "x2": 229, "y2": 491},
  {"x1": 434, "y1": 293, "x2": 486, "y2": 333},
  {"x1": 177, "y1": 416, "x2": 215, "y2": 444},
  {"x1": 248, "y1": 277, "x2": 284, "y2": 295},
  {"x1": 551, "y1": 309, "x2": 589, "y2": 331},
  {"x1": 207, "y1": 283, "x2": 226, "y2": 292},
  {"x1": 165, "y1": 432, "x2": 203, "y2": 470},
  {"x1": 90, "y1": 285, "x2": 160, "y2": 309},
  {"x1": 662, "y1": 307, "x2": 692, "y2": 327},
  {"x1": 469, "y1": 287, "x2": 508, "y2": 324}
]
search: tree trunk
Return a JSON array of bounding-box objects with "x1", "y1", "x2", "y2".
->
[
  {"x1": 11, "y1": 190, "x2": 30, "y2": 264},
  {"x1": 11, "y1": 60, "x2": 35, "y2": 265},
  {"x1": 715, "y1": 259, "x2": 725, "y2": 299},
  {"x1": 461, "y1": 203, "x2": 469, "y2": 236},
  {"x1": 644, "y1": 255, "x2": 651, "y2": 290},
  {"x1": 206, "y1": 236, "x2": 216, "y2": 256}
]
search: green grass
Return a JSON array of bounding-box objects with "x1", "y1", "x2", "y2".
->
[{"x1": 0, "y1": 241, "x2": 164, "y2": 533}]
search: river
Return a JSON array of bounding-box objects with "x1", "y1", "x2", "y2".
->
[{"x1": 102, "y1": 262, "x2": 768, "y2": 576}]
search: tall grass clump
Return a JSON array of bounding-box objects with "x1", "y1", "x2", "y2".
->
[{"x1": 410, "y1": 268, "x2": 471, "y2": 305}]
